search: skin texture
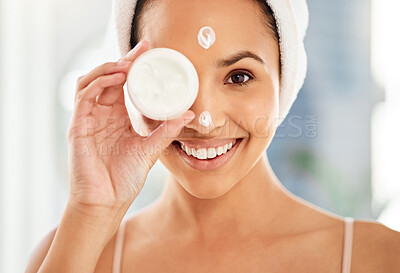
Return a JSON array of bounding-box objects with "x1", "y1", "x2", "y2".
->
[{"x1": 24, "y1": 0, "x2": 400, "y2": 272}]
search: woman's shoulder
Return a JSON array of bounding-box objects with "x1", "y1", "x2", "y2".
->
[
  {"x1": 352, "y1": 219, "x2": 400, "y2": 273},
  {"x1": 297, "y1": 203, "x2": 400, "y2": 272},
  {"x1": 94, "y1": 212, "x2": 151, "y2": 273},
  {"x1": 25, "y1": 226, "x2": 58, "y2": 273}
]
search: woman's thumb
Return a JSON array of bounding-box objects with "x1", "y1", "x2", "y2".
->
[{"x1": 141, "y1": 110, "x2": 195, "y2": 164}]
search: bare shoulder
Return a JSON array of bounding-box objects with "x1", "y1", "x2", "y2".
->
[
  {"x1": 24, "y1": 226, "x2": 58, "y2": 273},
  {"x1": 24, "y1": 223, "x2": 120, "y2": 273},
  {"x1": 352, "y1": 219, "x2": 400, "y2": 273}
]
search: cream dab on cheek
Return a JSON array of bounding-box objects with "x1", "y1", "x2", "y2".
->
[
  {"x1": 198, "y1": 26, "x2": 216, "y2": 49},
  {"x1": 199, "y1": 111, "x2": 212, "y2": 127}
]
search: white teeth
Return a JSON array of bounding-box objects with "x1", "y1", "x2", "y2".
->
[
  {"x1": 223, "y1": 144, "x2": 228, "y2": 153},
  {"x1": 207, "y1": 148, "x2": 217, "y2": 159},
  {"x1": 197, "y1": 148, "x2": 207, "y2": 159},
  {"x1": 178, "y1": 139, "x2": 238, "y2": 160}
]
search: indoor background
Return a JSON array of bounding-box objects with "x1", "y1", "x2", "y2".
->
[{"x1": 0, "y1": 0, "x2": 399, "y2": 272}]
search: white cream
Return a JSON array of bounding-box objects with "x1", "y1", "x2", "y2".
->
[
  {"x1": 126, "y1": 48, "x2": 199, "y2": 121},
  {"x1": 199, "y1": 111, "x2": 212, "y2": 127},
  {"x1": 198, "y1": 26, "x2": 216, "y2": 49}
]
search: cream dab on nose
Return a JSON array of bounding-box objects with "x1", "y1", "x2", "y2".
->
[
  {"x1": 198, "y1": 26, "x2": 216, "y2": 49},
  {"x1": 199, "y1": 111, "x2": 212, "y2": 127}
]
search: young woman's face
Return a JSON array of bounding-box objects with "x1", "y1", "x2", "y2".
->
[{"x1": 136, "y1": 0, "x2": 280, "y2": 198}]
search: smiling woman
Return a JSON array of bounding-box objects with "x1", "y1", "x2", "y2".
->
[{"x1": 24, "y1": 0, "x2": 400, "y2": 273}]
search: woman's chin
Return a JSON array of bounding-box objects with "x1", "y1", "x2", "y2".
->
[
  {"x1": 158, "y1": 139, "x2": 249, "y2": 199},
  {"x1": 178, "y1": 177, "x2": 236, "y2": 199}
]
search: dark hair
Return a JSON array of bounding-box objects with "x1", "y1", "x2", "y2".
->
[
  {"x1": 130, "y1": 0, "x2": 157, "y2": 49},
  {"x1": 130, "y1": 0, "x2": 281, "y2": 73}
]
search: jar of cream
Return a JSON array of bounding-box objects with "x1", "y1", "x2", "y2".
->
[{"x1": 126, "y1": 48, "x2": 199, "y2": 121}]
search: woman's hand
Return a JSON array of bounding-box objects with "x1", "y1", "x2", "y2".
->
[{"x1": 66, "y1": 40, "x2": 195, "y2": 217}]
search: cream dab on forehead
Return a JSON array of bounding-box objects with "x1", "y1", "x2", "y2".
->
[
  {"x1": 199, "y1": 111, "x2": 212, "y2": 127},
  {"x1": 198, "y1": 26, "x2": 216, "y2": 49}
]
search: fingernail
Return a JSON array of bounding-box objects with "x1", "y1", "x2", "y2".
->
[
  {"x1": 183, "y1": 111, "x2": 196, "y2": 122},
  {"x1": 134, "y1": 40, "x2": 144, "y2": 49},
  {"x1": 117, "y1": 61, "x2": 131, "y2": 66},
  {"x1": 127, "y1": 41, "x2": 144, "y2": 55}
]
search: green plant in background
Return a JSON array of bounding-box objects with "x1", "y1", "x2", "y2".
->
[{"x1": 289, "y1": 148, "x2": 371, "y2": 217}]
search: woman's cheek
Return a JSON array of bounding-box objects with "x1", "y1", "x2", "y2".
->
[{"x1": 231, "y1": 89, "x2": 277, "y2": 138}]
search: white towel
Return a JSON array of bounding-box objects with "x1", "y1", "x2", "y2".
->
[{"x1": 112, "y1": 0, "x2": 309, "y2": 126}]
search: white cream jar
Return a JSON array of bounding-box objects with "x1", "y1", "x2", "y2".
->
[{"x1": 126, "y1": 48, "x2": 199, "y2": 121}]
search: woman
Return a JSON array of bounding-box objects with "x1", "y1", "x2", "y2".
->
[{"x1": 26, "y1": 0, "x2": 400, "y2": 272}]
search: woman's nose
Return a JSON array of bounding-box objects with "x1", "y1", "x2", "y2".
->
[{"x1": 184, "y1": 85, "x2": 226, "y2": 135}]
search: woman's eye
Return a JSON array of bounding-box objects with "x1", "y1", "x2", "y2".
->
[{"x1": 226, "y1": 72, "x2": 253, "y2": 86}]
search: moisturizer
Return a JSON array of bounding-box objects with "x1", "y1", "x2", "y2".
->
[
  {"x1": 199, "y1": 111, "x2": 212, "y2": 127},
  {"x1": 198, "y1": 26, "x2": 216, "y2": 49},
  {"x1": 126, "y1": 48, "x2": 199, "y2": 120}
]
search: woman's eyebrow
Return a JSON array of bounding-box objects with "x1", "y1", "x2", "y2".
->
[{"x1": 216, "y1": 51, "x2": 266, "y2": 67}]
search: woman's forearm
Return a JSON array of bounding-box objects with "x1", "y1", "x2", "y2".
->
[{"x1": 37, "y1": 203, "x2": 123, "y2": 273}]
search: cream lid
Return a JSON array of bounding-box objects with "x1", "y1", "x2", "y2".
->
[{"x1": 126, "y1": 48, "x2": 199, "y2": 120}]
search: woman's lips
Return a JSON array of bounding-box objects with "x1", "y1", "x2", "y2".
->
[{"x1": 172, "y1": 138, "x2": 243, "y2": 171}]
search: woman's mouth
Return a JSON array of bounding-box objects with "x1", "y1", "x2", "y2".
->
[{"x1": 172, "y1": 138, "x2": 243, "y2": 170}]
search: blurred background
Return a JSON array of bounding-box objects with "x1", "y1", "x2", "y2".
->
[{"x1": 0, "y1": 0, "x2": 399, "y2": 272}]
